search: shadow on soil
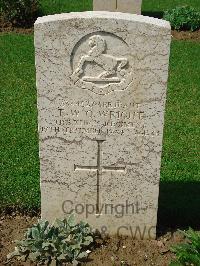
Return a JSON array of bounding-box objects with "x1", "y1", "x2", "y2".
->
[{"x1": 157, "y1": 181, "x2": 200, "y2": 231}]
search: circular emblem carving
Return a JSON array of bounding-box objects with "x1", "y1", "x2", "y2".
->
[{"x1": 70, "y1": 32, "x2": 132, "y2": 95}]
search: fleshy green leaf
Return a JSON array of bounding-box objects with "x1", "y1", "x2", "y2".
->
[
  {"x1": 31, "y1": 227, "x2": 40, "y2": 239},
  {"x1": 83, "y1": 236, "x2": 93, "y2": 246},
  {"x1": 72, "y1": 259, "x2": 79, "y2": 266},
  {"x1": 67, "y1": 214, "x2": 76, "y2": 227},
  {"x1": 54, "y1": 218, "x2": 64, "y2": 228},
  {"x1": 77, "y1": 251, "x2": 88, "y2": 259},
  {"x1": 29, "y1": 251, "x2": 40, "y2": 261}
]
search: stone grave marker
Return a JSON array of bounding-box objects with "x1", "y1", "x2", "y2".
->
[
  {"x1": 93, "y1": 0, "x2": 142, "y2": 14},
  {"x1": 34, "y1": 12, "x2": 171, "y2": 239}
]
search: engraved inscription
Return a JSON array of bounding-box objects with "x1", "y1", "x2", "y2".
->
[{"x1": 39, "y1": 100, "x2": 161, "y2": 137}]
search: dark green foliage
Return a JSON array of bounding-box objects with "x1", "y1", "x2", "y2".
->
[
  {"x1": 0, "y1": 0, "x2": 40, "y2": 27},
  {"x1": 142, "y1": 0, "x2": 200, "y2": 15},
  {"x1": 164, "y1": 6, "x2": 200, "y2": 31},
  {"x1": 170, "y1": 228, "x2": 200, "y2": 265},
  {"x1": 7, "y1": 215, "x2": 94, "y2": 265}
]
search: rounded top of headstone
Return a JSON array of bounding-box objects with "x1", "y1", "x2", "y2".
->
[{"x1": 35, "y1": 11, "x2": 170, "y2": 30}]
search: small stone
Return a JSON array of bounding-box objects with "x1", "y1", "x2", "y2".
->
[
  {"x1": 111, "y1": 256, "x2": 115, "y2": 262},
  {"x1": 86, "y1": 250, "x2": 91, "y2": 254},
  {"x1": 160, "y1": 247, "x2": 170, "y2": 254},
  {"x1": 157, "y1": 240, "x2": 165, "y2": 248},
  {"x1": 0, "y1": 216, "x2": 5, "y2": 221},
  {"x1": 163, "y1": 232, "x2": 173, "y2": 242}
]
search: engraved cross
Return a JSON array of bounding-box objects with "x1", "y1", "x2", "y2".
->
[{"x1": 74, "y1": 140, "x2": 125, "y2": 213}]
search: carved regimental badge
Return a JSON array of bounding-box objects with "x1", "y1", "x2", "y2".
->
[{"x1": 71, "y1": 32, "x2": 133, "y2": 95}]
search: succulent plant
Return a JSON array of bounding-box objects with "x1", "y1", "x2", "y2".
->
[{"x1": 7, "y1": 215, "x2": 94, "y2": 266}]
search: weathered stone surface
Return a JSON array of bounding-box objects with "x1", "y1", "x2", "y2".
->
[
  {"x1": 93, "y1": 0, "x2": 142, "y2": 14},
  {"x1": 34, "y1": 12, "x2": 171, "y2": 239},
  {"x1": 93, "y1": 0, "x2": 116, "y2": 12}
]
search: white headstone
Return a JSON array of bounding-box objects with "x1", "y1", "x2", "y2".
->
[
  {"x1": 93, "y1": 0, "x2": 142, "y2": 15},
  {"x1": 34, "y1": 12, "x2": 171, "y2": 239}
]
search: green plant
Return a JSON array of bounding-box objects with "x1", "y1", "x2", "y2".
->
[
  {"x1": 169, "y1": 228, "x2": 200, "y2": 266},
  {"x1": 0, "y1": 0, "x2": 40, "y2": 27},
  {"x1": 163, "y1": 6, "x2": 200, "y2": 31},
  {"x1": 7, "y1": 215, "x2": 94, "y2": 265}
]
